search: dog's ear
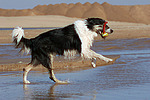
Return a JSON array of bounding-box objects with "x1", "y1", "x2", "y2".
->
[
  {"x1": 86, "y1": 18, "x2": 95, "y2": 24},
  {"x1": 86, "y1": 18, "x2": 95, "y2": 30}
]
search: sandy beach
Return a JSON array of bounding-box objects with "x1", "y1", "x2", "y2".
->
[
  {"x1": 0, "y1": 15, "x2": 150, "y2": 43},
  {"x1": 0, "y1": 15, "x2": 150, "y2": 71}
]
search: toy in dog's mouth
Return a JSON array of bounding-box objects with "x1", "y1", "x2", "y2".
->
[
  {"x1": 101, "y1": 21, "x2": 109, "y2": 39},
  {"x1": 101, "y1": 32, "x2": 109, "y2": 37},
  {"x1": 97, "y1": 21, "x2": 113, "y2": 39}
]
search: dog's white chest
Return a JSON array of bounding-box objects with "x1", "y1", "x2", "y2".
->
[{"x1": 74, "y1": 20, "x2": 97, "y2": 55}]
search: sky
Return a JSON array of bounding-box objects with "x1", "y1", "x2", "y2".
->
[{"x1": 0, "y1": 0, "x2": 150, "y2": 9}]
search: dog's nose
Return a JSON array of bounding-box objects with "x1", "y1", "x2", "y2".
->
[{"x1": 111, "y1": 29, "x2": 113, "y2": 33}]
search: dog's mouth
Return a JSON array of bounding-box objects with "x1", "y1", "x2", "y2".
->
[
  {"x1": 96, "y1": 21, "x2": 113, "y2": 39},
  {"x1": 96, "y1": 28, "x2": 113, "y2": 39},
  {"x1": 96, "y1": 30, "x2": 107, "y2": 39}
]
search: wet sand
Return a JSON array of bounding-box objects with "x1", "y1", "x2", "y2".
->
[{"x1": 0, "y1": 55, "x2": 119, "y2": 72}]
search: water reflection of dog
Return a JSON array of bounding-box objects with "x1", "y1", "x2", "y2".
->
[
  {"x1": 12, "y1": 18, "x2": 113, "y2": 84},
  {"x1": 23, "y1": 83, "x2": 97, "y2": 99},
  {"x1": 23, "y1": 83, "x2": 70, "y2": 99}
]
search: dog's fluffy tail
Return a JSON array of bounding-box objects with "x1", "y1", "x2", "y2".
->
[{"x1": 12, "y1": 26, "x2": 32, "y2": 54}]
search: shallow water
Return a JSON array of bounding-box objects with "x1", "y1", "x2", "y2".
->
[
  {"x1": 0, "y1": 43, "x2": 30, "y2": 60},
  {"x1": 0, "y1": 38, "x2": 150, "y2": 100}
]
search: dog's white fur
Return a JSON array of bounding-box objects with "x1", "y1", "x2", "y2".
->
[
  {"x1": 12, "y1": 26, "x2": 24, "y2": 44},
  {"x1": 12, "y1": 27, "x2": 30, "y2": 54},
  {"x1": 74, "y1": 20, "x2": 113, "y2": 63}
]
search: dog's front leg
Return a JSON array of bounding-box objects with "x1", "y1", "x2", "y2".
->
[
  {"x1": 90, "y1": 50, "x2": 113, "y2": 62},
  {"x1": 90, "y1": 51, "x2": 113, "y2": 67},
  {"x1": 82, "y1": 49, "x2": 113, "y2": 68},
  {"x1": 91, "y1": 57, "x2": 97, "y2": 68}
]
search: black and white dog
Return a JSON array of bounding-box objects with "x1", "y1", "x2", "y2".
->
[{"x1": 12, "y1": 18, "x2": 113, "y2": 84}]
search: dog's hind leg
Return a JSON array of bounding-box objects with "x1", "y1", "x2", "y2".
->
[
  {"x1": 23, "y1": 64, "x2": 33, "y2": 84},
  {"x1": 48, "y1": 54, "x2": 68, "y2": 84}
]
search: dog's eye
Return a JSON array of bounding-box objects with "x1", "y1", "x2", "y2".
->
[{"x1": 105, "y1": 25, "x2": 109, "y2": 29}]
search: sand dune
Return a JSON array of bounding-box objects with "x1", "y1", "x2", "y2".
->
[
  {"x1": 0, "y1": 9, "x2": 35, "y2": 16},
  {"x1": 66, "y1": 2, "x2": 85, "y2": 18},
  {"x1": 0, "y1": 2, "x2": 150, "y2": 24},
  {"x1": 82, "y1": 3, "x2": 106, "y2": 20}
]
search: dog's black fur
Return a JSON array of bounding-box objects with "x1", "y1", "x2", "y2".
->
[{"x1": 19, "y1": 24, "x2": 81, "y2": 68}]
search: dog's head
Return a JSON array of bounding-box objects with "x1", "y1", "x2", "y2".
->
[{"x1": 86, "y1": 18, "x2": 113, "y2": 39}]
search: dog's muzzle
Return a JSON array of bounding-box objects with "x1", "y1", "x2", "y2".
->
[{"x1": 97, "y1": 22, "x2": 113, "y2": 39}]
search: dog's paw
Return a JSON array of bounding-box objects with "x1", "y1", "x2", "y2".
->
[
  {"x1": 91, "y1": 62, "x2": 96, "y2": 68},
  {"x1": 104, "y1": 58, "x2": 113, "y2": 63},
  {"x1": 23, "y1": 80, "x2": 30, "y2": 84},
  {"x1": 91, "y1": 58, "x2": 97, "y2": 68}
]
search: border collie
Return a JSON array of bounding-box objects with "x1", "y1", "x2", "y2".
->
[{"x1": 12, "y1": 18, "x2": 113, "y2": 84}]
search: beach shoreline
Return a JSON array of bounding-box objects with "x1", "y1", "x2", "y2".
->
[{"x1": 0, "y1": 15, "x2": 150, "y2": 72}]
